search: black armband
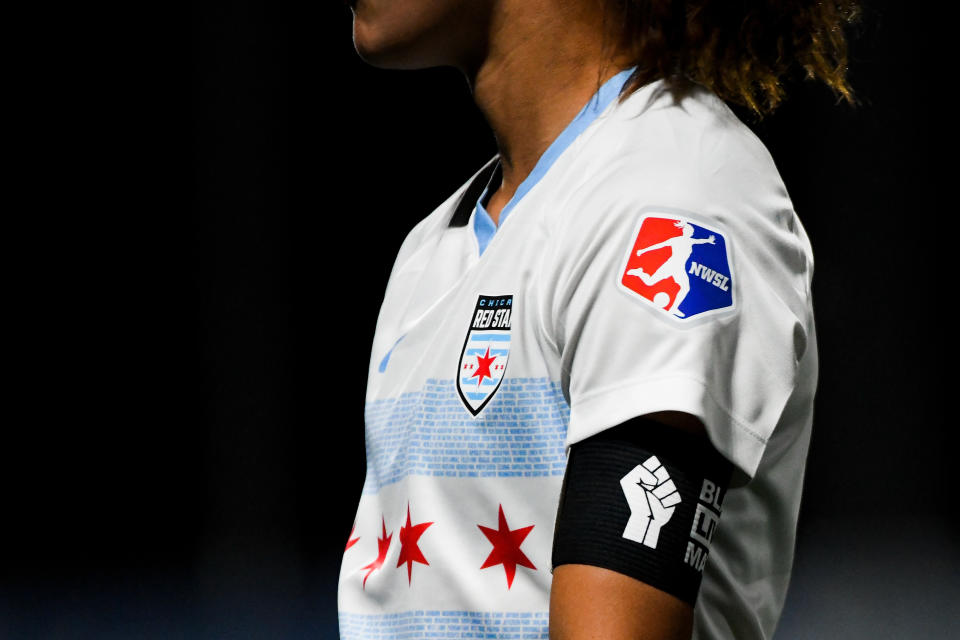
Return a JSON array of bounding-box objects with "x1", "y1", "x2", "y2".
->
[{"x1": 551, "y1": 416, "x2": 734, "y2": 605}]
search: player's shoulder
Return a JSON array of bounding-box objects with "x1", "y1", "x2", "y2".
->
[
  {"x1": 573, "y1": 78, "x2": 789, "y2": 217},
  {"x1": 555, "y1": 79, "x2": 813, "y2": 302}
]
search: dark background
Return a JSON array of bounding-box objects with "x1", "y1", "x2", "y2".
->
[{"x1": 4, "y1": 1, "x2": 953, "y2": 638}]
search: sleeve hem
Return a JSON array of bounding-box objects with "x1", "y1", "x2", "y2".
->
[{"x1": 567, "y1": 373, "x2": 769, "y2": 480}]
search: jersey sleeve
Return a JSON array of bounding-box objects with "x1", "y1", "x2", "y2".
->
[{"x1": 536, "y1": 147, "x2": 814, "y2": 483}]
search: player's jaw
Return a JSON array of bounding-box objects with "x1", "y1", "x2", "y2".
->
[{"x1": 349, "y1": 0, "x2": 491, "y2": 70}]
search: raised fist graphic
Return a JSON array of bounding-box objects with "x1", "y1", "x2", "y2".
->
[{"x1": 620, "y1": 456, "x2": 681, "y2": 549}]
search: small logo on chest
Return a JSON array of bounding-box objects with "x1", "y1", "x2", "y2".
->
[{"x1": 456, "y1": 294, "x2": 513, "y2": 416}]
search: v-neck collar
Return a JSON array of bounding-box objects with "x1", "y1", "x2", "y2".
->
[{"x1": 472, "y1": 64, "x2": 639, "y2": 256}]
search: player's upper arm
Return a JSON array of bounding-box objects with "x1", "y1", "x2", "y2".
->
[
  {"x1": 538, "y1": 96, "x2": 812, "y2": 638},
  {"x1": 550, "y1": 565, "x2": 693, "y2": 640},
  {"x1": 549, "y1": 412, "x2": 733, "y2": 639},
  {"x1": 535, "y1": 139, "x2": 812, "y2": 484}
]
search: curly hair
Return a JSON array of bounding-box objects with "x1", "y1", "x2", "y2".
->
[{"x1": 601, "y1": 0, "x2": 862, "y2": 117}]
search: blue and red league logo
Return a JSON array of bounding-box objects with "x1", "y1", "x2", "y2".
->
[{"x1": 617, "y1": 213, "x2": 735, "y2": 321}]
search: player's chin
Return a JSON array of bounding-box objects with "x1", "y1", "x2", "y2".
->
[
  {"x1": 352, "y1": 36, "x2": 439, "y2": 70},
  {"x1": 351, "y1": 15, "x2": 447, "y2": 70}
]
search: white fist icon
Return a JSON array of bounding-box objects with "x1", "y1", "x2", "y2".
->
[{"x1": 620, "y1": 456, "x2": 681, "y2": 549}]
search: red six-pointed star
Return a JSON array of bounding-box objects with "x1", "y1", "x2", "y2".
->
[
  {"x1": 396, "y1": 503, "x2": 433, "y2": 585},
  {"x1": 478, "y1": 504, "x2": 536, "y2": 589},
  {"x1": 470, "y1": 346, "x2": 497, "y2": 386},
  {"x1": 361, "y1": 516, "x2": 392, "y2": 589},
  {"x1": 345, "y1": 523, "x2": 360, "y2": 551}
]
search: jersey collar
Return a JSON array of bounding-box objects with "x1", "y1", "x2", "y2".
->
[{"x1": 468, "y1": 64, "x2": 639, "y2": 256}]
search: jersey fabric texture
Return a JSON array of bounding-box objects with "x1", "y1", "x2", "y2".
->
[{"x1": 338, "y1": 65, "x2": 818, "y2": 640}]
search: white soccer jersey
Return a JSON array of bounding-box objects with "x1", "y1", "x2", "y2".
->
[{"x1": 338, "y1": 66, "x2": 817, "y2": 640}]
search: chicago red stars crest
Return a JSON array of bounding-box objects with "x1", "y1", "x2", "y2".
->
[{"x1": 456, "y1": 294, "x2": 513, "y2": 416}]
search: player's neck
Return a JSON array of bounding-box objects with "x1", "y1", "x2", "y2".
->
[{"x1": 463, "y1": 0, "x2": 632, "y2": 226}]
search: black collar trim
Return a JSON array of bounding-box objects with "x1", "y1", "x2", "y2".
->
[{"x1": 448, "y1": 157, "x2": 501, "y2": 228}]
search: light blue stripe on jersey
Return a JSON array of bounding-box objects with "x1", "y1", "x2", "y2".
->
[
  {"x1": 340, "y1": 609, "x2": 549, "y2": 639},
  {"x1": 461, "y1": 381, "x2": 497, "y2": 389},
  {"x1": 470, "y1": 333, "x2": 511, "y2": 341},
  {"x1": 363, "y1": 377, "x2": 569, "y2": 494},
  {"x1": 473, "y1": 64, "x2": 638, "y2": 256}
]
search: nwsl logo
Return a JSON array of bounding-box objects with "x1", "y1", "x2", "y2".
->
[{"x1": 617, "y1": 213, "x2": 734, "y2": 321}]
